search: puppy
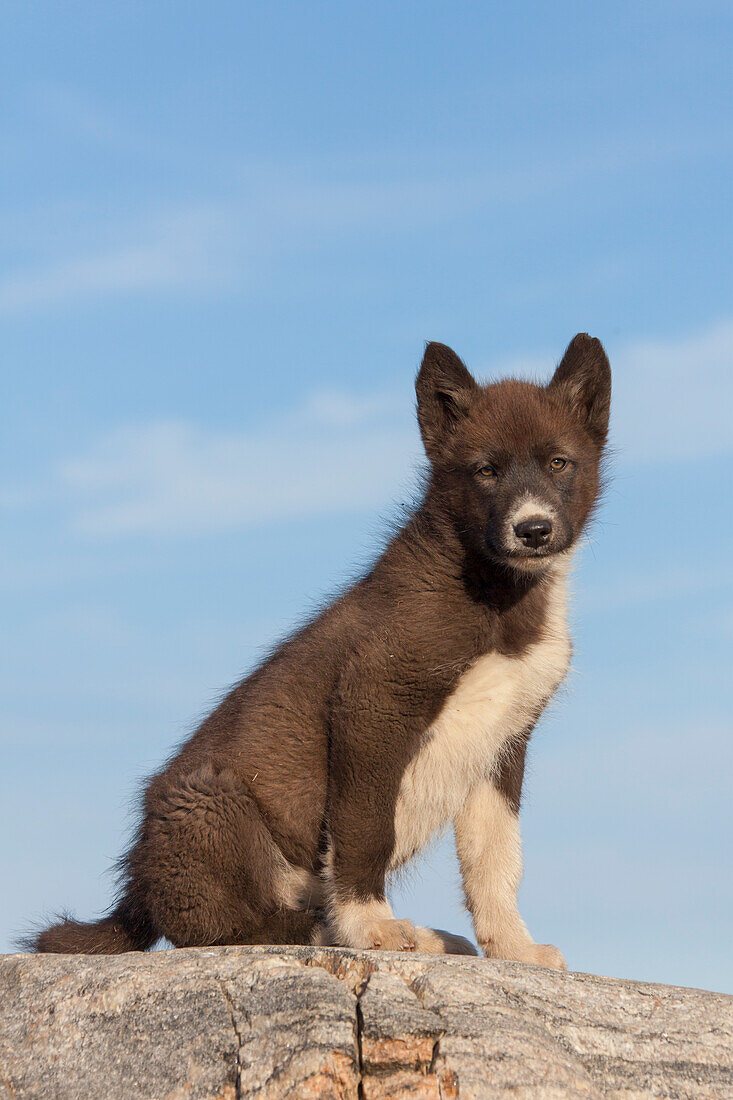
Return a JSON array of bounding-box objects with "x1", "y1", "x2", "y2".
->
[{"x1": 31, "y1": 334, "x2": 610, "y2": 967}]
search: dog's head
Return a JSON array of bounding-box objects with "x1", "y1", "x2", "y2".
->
[{"x1": 416, "y1": 334, "x2": 611, "y2": 572}]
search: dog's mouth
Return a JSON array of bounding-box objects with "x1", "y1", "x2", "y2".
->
[
  {"x1": 485, "y1": 536, "x2": 569, "y2": 570},
  {"x1": 505, "y1": 545, "x2": 558, "y2": 560},
  {"x1": 503, "y1": 548, "x2": 560, "y2": 572}
]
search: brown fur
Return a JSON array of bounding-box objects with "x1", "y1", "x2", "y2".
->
[{"x1": 28, "y1": 334, "x2": 610, "y2": 955}]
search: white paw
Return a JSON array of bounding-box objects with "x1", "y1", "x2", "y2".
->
[
  {"x1": 359, "y1": 917, "x2": 417, "y2": 951},
  {"x1": 480, "y1": 939, "x2": 567, "y2": 970},
  {"x1": 414, "y1": 927, "x2": 479, "y2": 956},
  {"x1": 524, "y1": 943, "x2": 567, "y2": 970}
]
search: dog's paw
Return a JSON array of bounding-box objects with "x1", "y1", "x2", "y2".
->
[
  {"x1": 480, "y1": 940, "x2": 567, "y2": 970},
  {"x1": 524, "y1": 943, "x2": 567, "y2": 970},
  {"x1": 414, "y1": 926, "x2": 479, "y2": 956},
  {"x1": 361, "y1": 917, "x2": 417, "y2": 951}
]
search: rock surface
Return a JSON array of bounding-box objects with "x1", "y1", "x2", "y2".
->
[{"x1": 0, "y1": 945, "x2": 731, "y2": 1099}]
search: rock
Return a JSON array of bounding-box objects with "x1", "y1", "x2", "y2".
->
[{"x1": 0, "y1": 945, "x2": 731, "y2": 1099}]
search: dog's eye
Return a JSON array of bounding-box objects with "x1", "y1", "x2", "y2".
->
[
  {"x1": 477, "y1": 464, "x2": 497, "y2": 478},
  {"x1": 550, "y1": 457, "x2": 568, "y2": 471}
]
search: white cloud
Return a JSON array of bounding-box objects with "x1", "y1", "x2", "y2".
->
[
  {"x1": 0, "y1": 205, "x2": 232, "y2": 312},
  {"x1": 610, "y1": 318, "x2": 733, "y2": 464},
  {"x1": 0, "y1": 173, "x2": 482, "y2": 313},
  {"x1": 0, "y1": 128, "x2": 713, "y2": 315},
  {"x1": 54, "y1": 392, "x2": 416, "y2": 537},
  {"x1": 0, "y1": 245, "x2": 189, "y2": 313}
]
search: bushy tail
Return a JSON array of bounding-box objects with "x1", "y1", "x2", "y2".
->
[{"x1": 27, "y1": 902, "x2": 157, "y2": 955}]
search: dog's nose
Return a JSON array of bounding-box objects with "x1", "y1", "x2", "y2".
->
[{"x1": 514, "y1": 518, "x2": 552, "y2": 549}]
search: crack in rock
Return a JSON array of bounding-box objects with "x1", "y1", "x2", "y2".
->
[{"x1": 216, "y1": 976, "x2": 245, "y2": 1100}]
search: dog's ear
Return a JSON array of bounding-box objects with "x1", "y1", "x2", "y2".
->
[
  {"x1": 548, "y1": 333, "x2": 611, "y2": 447},
  {"x1": 416, "y1": 342, "x2": 477, "y2": 462}
]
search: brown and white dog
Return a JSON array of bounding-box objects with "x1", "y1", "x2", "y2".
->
[{"x1": 30, "y1": 334, "x2": 611, "y2": 967}]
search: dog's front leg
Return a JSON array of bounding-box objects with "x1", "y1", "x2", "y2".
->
[
  {"x1": 454, "y1": 767, "x2": 567, "y2": 970},
  {"x1": 322, "y1": 668, "x2": 420, "y2": 951},
  {"x1": 324, "y1": 653, "x2": 479, "y2": 955},
  {"x1": 324, "y1": 784, "x2": 418, "y2": 952}
]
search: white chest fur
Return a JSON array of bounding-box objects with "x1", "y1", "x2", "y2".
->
[{"x1": 389, "y1": 569, "x2": 572, "y2": 869}]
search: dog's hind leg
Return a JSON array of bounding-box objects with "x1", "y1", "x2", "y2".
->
[{"x1": 131, "y1": 764, "x2": 318, "y2": 948}]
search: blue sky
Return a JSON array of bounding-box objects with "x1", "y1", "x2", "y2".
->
[{"x1": 1, "y1": 1, "x2": 731, "y2": 992}]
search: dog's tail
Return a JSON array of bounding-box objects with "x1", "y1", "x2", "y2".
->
[{"x1": 25, "y1": 900, "x2": 157, "y2": 955}]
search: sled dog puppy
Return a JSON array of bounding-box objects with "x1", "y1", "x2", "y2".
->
[{"x1": 31, "y1": 334, "x2": 611, "y2": 967}]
